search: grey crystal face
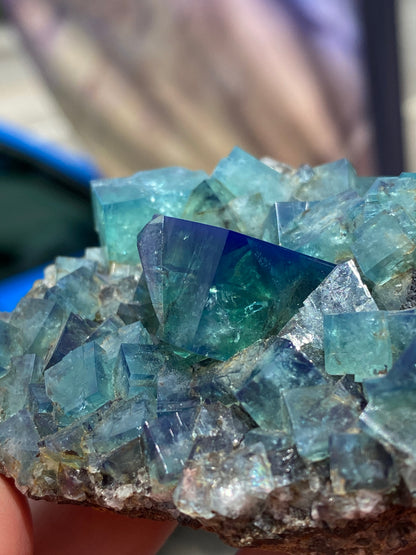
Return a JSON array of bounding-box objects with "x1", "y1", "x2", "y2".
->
[{"x1": 3, "y1": 150, "x2": 416, "y2": 554}]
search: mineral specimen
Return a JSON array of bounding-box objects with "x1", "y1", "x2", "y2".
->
[{"x1": 2, "y1": 148, "x2": 416, "y2": 554}]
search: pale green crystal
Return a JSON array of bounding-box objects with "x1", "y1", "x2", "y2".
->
[
  {"x1": 212, "y1": 146, "x2": 289, "y2": 204},
  {"x1": 324, "y1": 310, "x2": 416, "y2": 381},
  {"x1": 352, "y1": 212, "x2": 416, "y2": 285},
  {"x1": 92, "y1": 167, "x2": 207, "y2": 264}
]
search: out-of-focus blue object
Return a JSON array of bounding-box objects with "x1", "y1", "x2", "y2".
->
[
  {"x1": 0, "y1": 265, "x2": 46, "y2": 312},
  {"x1": 0, "y1": 121, "x2": 102, "y2": 312},
  {"x1": 0, "y1": 120, "x2": 101, "y2": 186}
]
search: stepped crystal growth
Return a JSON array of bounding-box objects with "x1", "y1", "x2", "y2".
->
[{"x1": 2, "y1": 148, "x2": 416, "y2": 553}]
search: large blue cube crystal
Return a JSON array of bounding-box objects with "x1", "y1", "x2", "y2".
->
[{"x1": 138, "y1": 215, "x2": 334, "y2": 360}]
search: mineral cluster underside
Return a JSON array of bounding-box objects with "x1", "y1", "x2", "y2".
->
[{"x1": 2, "y1": 148, "x2": 416, "y2": 553}]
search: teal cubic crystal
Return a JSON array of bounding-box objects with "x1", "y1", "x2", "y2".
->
[
  {"x1": 181, "y1": 178, "x2": 236, "y2": 229},
  {"x1": 44, "y1": 342, "x2": 113, "y2": 419},
  {"x1": 360, "y1": 389, "x2": 416, "y2": 459},
  {"x1": 0, "y1": 354, "x2": 37, "y2": 420},
  {"x1": 363, "y1": 175, "x2": 416, "y2": 223},
  {"x1": 116, "y1": 344, "x2": 159, "y2": 399},
  {"x1": 360, "y1": 339, "x2": 416, "y2": 455},
  {"x1": 281, "y1": 158, "x2": 357, "y2": 201},
  {"x1": 235, "y1": 338, "x2": 326, "y2": 430},
  {"x1": 143, "y1": 409, "x2": 197, "y2": 483},
  {"x1": 352, "y1": 212, "x2": 416, "y2": 285},
  {"x1": 87, "y1": 396, "x2": 153, "y2": 455},
  {"x1": 45, "y1": 267, "x2": 101, "y2": 320},
  {"x1": 283, "y1": 381, "x2": 361, "y2": 461},
  {"x1": 138, "y1": 215, "x2": 334, "y2": 360},
  {"x1": 268, "y1": 190, "x2": 362, "y2": 263},
  {"x1": 279, "y1": 260, "x2": 377, "y2": 369},
  {"x1": 10, "y1": 298, "x2": 64, "y2": 359},
  {"x1": 0, "y1": 409, "x2": 40, "y2": 483},
  {"x1": 46, "y1": 312, "x2": 98, "y2": 369},
  {"x1": 212, "y1": 146, "x2": 290, "y2": 204},
  {"x1": 91, "y1": 167, "x2": 207, "y2": 264},
  {"x1": 324, "y1": 310, "x2": 416, "y2": 381},
  {"x1": 329, "y1": 432, "x2": 398, "y2": 494},
  {"x1": 324, "y1": 312, "x2": 391, "y2": 380},
  {"x1": 0, "y1": 321, "x2": 22, "y2": 368}
]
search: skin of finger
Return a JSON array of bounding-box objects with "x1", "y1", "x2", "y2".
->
[
  {"x1": 29, "y1": 499, "x2": 177, "y2": 555},
  {"x1": 0, "y1": 476, "x2": 33, "y2": 555}
]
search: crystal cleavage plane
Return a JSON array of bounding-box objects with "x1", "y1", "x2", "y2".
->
[{"x1": 1, "y1": 147, "x2": 416, "y2": 554}]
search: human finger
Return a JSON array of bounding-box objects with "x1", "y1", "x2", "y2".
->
[
  {"x1": 30, "y1": 499, "x2": 176, "y2": 555},
  {"x1": 0, "y1": 476, "x2": 33, "y2": 555}
]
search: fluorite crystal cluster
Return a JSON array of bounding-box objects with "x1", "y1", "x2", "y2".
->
[{"x1": 2, "y1": 147, "x2": 416, "y2": 553}]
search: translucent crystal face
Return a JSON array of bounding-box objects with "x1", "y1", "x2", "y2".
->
[{"x1": 2, "y1": 148, "x2": 416, "y2": 552}]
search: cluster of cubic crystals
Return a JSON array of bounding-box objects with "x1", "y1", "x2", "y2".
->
[{"x1": 3, "y1": 147, "x2": 416, "y2": 550}]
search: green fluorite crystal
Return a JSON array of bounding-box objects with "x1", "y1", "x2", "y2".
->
[
  {"x1": 2, "y1": 148, "x2": 416, "y2": 553},
  {"x1": 324, "y1": 310, "x2": 416, "y2": 381},
  {"x1": 91, "y1": 167, "x2": 207, "y2": 264}
]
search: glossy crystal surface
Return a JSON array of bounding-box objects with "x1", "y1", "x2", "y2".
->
[{"x1": 2, "y1": 149, "x2": 416, "y2": 553}]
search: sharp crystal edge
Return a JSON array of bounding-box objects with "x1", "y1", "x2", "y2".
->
[{"x1": 2, "y1": 148, "x2": 416, "y2": 553}]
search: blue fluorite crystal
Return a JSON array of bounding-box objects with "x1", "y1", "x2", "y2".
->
[
  {"x1": 45, "y1": 342, "x2": 113, "y2": 420},
  {"x1": 329, "y1": 432, "x2": 398, "y2": 494},
  {"x1": 283, "y1": 380, "x2": 362, "y2": 461},
  {"x1": 143, "y1": 409, "x2": 196, "y2": 483},
  {"x1": 137, "y1": 215, "x2": 334, "y2": 359},
  {"x1": 235, "y1": 338, "x2": 326, "y2": 430}
]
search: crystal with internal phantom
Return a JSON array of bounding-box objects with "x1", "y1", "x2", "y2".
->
[{"x1": 137, "y1": 215, "x2": 334, "y2": 359}]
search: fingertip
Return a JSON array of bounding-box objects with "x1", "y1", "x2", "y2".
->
[
  {"x1": 30, "y1": 499, "x2": 176, "y2": 555},
  {"x1": 0, "y1": 476, "x2": 33, "y2": 555}
]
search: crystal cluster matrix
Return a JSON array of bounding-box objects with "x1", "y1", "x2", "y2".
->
[{"x1": 2, "y1": 148, "x2": 416, "y2": 553}]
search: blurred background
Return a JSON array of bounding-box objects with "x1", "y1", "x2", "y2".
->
[
  {"x1": 1, "y1": 0, "x2": 413, "y2": 291},
  {"x1": 0, "y1": 1, "x2": 415, "y2": 552}
]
